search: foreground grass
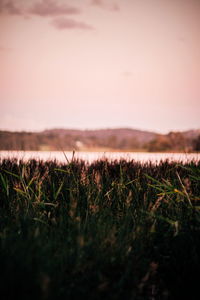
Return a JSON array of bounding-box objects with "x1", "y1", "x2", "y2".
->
[{"x1": 0, "y1": 158, "x2": 200, "y2": 299}]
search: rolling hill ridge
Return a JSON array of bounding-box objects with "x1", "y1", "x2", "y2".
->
[{"x1": 0, "y1": 128, "x2": 199, "y2": 151}]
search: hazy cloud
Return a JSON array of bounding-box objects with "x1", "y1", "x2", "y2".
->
[
  {"x1": 51, "y1": 17, "x2": 94, "y2": 30},
  {"x1": 91, "y1": 0, "x2": 103, "y2": 7},
  {"x1": 0, "y1": 0, "x2": 80, "y2": 17},
  {"x1": 91, "y1": 0, "x2": 119, "y2": 11},
  {"x1": 0, "y1": 1, "x2": 94, "y2": 32},
  {"x1": 29, "y1": 0, "x2": 80, "y2": 17},
  {"x1": 0, "y1": 0, "x2": 23, "y2": 15}
]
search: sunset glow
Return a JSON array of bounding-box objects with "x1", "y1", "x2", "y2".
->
[{"x1": 0, "y1": 0, "x2": 200, "y2": 133}]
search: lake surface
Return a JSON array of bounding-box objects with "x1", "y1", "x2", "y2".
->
[{"x1": 0, "y1": 151, "x2": 199, "y2": 164}]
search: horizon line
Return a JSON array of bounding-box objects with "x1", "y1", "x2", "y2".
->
[{"x1": 0, "y1": 126, "x2": 199, "y2": 135}]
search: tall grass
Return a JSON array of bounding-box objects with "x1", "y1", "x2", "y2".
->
[{"x1": 0, "y1": 158, "x2": 200, "y2": 299}]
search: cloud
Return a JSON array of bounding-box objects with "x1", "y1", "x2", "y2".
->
[
  {"x1": 91, "y1": 0, "x2": 119, "y2": 11},
  {"x1": 0, "y1": 0, "x2": 23, "y2": 15},
  {"x1": 0, "y1": 0, "x2": 80, "y2": 17},
  {"x1": 51, "y1": 17, "x2": 94, "y2": 30},
  {"x1": 91, "y1": 0, "x2": 103, "y2": 7},
  {"x1": 29, "y1": 0, "x2": 80, "y2": 17},
  {"x1": 0, "y1": 1, "x2": 94, "y2": 31}
]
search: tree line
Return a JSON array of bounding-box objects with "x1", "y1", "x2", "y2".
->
[{"x1": 0, "y1": 130, "x2": 199, "y2": 152}]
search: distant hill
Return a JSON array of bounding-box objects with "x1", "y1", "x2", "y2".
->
[
  {"x1": 42, "y1": 128, "x2": 157, "y2": 144},
  {"x1": 0, "y1": 128, "x2": 199, "y2": 151},
  {"x1": 181, "y1": 129, "x2": 200, "y2": 140}
]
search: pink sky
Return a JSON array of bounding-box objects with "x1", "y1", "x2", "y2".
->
[{"x1": 0, "y1": 0, "x2": 200, "y2": 133}]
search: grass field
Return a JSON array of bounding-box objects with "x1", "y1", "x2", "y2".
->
[{"x1": 0, "y1": 158, "x2": 200, "y2": 299}]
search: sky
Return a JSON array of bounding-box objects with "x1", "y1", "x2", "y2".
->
[{"x1": 0, "y1": 0, "x2": 200, "y2": 133}]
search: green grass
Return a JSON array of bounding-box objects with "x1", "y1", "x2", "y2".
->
[{"x1": 0, "y1": 158, "x2": 200, "y2": 299}]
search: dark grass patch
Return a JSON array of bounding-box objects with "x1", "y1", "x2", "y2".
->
[{"x1": 0, "y1": 158, "x2": 200, "y2": 299}]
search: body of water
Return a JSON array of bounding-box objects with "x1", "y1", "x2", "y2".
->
[{"x1": 0, "y1": 151, "x2": 199, "y2": 164}]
